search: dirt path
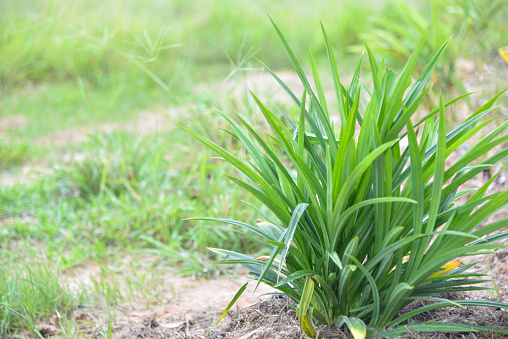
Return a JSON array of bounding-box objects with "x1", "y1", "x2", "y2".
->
[
  {"x1": 35, "y1": 259, "x2": 276, "y2": 338},
  {"x1": 47, "y1": 250, "x2": 507, "y2": 339}
]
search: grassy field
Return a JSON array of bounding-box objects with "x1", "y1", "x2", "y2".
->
[{"x1": 1, "y1": 0, "x2": 507, "y2": 337}]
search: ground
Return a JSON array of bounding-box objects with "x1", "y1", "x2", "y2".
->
[{"x1": 30, "y1": 252, "x2": 508, "y2": 338}]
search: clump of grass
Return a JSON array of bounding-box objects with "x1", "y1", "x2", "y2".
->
[
  {"x1": 56, "y1": 132, "x2": 168, "y2": 199},
  {"x1": 188, "y1": 19, "x2": 508, "y2": 338},
  {"x1": 0, "y1": 264, "x2": 81, "y2": 337},
  {"x1": 0, "y1": 139, "x2": 31, "y2": 169}
]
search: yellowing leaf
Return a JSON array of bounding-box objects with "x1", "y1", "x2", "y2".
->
[
  {"x1": 301, "y1": 314, "x2": 317, "y2": 338},
  {"x1": 256, "y1": 255, "x2": 280, "y2": 263},
  {"x1": 430, "y1": 259, "x2": 462, "y2": 278},
  {"x1": 499, "y1": 47, "x2": 508, "y2": 64}
]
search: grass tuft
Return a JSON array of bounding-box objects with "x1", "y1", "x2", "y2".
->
[
  {"x1": 0, "y1": 264, "x2": 81, "y2": 337},
  {"x1": 0, "y1": 139, "x2": 31, "y2": 169}
]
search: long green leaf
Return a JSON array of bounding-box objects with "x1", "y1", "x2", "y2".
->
[
  {"x1": 390, "y1": 322, "x2": 508, "y2": 336},
  {"x1": 216, "y1": 282, "x2": 248, "y2": 324}
]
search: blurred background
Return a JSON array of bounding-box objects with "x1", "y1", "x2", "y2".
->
[{"x1": 0, "y1": 0, "x2": 507, "y2": 336}]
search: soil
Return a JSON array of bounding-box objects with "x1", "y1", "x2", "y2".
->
[
  {"x1": 37, "y1": 246, "x2": 504, "y2": 339},
  {"x1": 34, "y1": 108, "x2": 180, "y2": 147},
  {"x1": 0, "y1": 115, "x2": 28, "y2": 136},
  {"x1": 31, "y1": 263, "x2": 277, "y2": 339},
  {"x1": 206, "y1": 293, "x2": 508, "y2": 339}
]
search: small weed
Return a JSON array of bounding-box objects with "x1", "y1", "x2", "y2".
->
[
  {"x1": 87, "y1": 261, "x2": 173, "y2": 309},
  {"x1": 0, "y1": 264, "x2": 81, "y2": 336}
]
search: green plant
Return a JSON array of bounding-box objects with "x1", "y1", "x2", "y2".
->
[{"x1": 187, "y1": 20, "x2": 508, "y2": 338}]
